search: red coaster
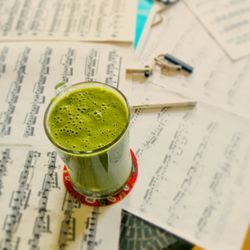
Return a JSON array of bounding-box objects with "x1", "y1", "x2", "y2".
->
[{"x1": 63, "y1": 149, "x2": 138, "y2": 206}]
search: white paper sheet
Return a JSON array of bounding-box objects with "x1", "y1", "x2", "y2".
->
[
  {"x1": 0, "y1": 145, "x2": 122, "y2": 250},
  {"x1": 0, "y1": 0, "x2": 137, "y2": 42},
  {"x1": 184, "y1": 0, "x2": 250, "y2": 60},
  {"x1": 124, "y1": 102, "x2": 250, "y2": 250},
  {"x1": 0, "y1": 42, "x2": 132, "y2": 145},
  {"x1": 135, "y1": 1, "x2": 250, "y2": 119},
  {"x1": 129, "y1": 74, "x2": 196, "y2": 108},
  {"x1": 122, "y1": 3, "x2": 250, "y2": 249}
]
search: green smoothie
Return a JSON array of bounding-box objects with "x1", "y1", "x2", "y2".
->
[
  {"x1": 48, "y1": 86, "x2": 128, "y2": 151},
  {"x1": 44, "y1": 82, "x2": 132, "y2": 198}
]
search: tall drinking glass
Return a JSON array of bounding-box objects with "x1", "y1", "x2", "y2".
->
[{"x1": 44, "y1": 82, "x2": 132, "y2": 198}]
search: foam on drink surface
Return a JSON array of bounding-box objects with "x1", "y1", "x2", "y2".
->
[{"x1": 48, "y1": 86, "x2": 128, "y2": 151}]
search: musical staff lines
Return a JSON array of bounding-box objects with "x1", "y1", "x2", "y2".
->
[
  {"x1": 0, "y1": 47, "x2": 30, "y2": 137},
  {"x1": 28, "y1": 151, "x2": 58, "y2": 250},
  {"x1": 83, "y1": 208, "x2": 100, "y2": 250},
  {"x1": 59, "y1": 192, "x2": 80, "y2": 249},
  {"x1": 0, "y1": 148, "x2": 10, "y2": 196},
  {"x1": 1, "y1": 150, "x2": 40, "y2": 250}
]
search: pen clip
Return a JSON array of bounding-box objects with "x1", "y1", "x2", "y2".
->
[
  {"x1": 154, "y1": 53, "x2": 193, "y2": 74},
  {"x1": 163, "y1": 53, "x2": 193, "y2": 73},
  {"x1": 154, "y1": 54, "x2": 182, "y2": 72}
]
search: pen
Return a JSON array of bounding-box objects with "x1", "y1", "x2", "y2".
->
[{"x1": 131, "y1": 100, "x2": 197, "y2": 109}]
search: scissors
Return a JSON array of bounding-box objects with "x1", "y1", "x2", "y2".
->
[{"x1": 151, "y1": 0, "x2": 179, "y2": 27}]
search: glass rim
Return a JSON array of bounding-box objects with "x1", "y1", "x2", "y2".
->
[{"x1": 44, "y1": 81, "x2": 130, "y2": 155}]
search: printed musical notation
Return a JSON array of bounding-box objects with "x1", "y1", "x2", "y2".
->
[
  {"x1": 0, "y1": 47, "x2": 8, "y2": 79},
  {"x1": 0, "y1": 146, "x2": 121, "y2": 250},
  {"x1": 59, "y1": 193, "x2": 81, "y2": 249},
  {"x1": 29, "y1": 151, "x2": 58, "y2": 249},
  {"x1": 125, "y1": 102, "x2": 250, "y2": 250},
  {"x1": 82, "y1": 208, "x2": 100, "y2": 250},
  {"x1": 0, "y1": 47, "x2": 31, "y2": 137},
  {"x1": 1, "y1": 149, "x2": 41, "y2": 250},
  {"x1": 24, "y1": 48, "x2": 52, "y2": 138},
  {"x1": 0, "y1": 38, "x2": 131, "y2": 250},
  {"x1": 61, "y1": 48, "x2": 75, "y2": 83},
  {"x1": 185, "y1": 0, "x2": 250, "y2": 60},
  {"x1": 136, "y1": 1, "x2": 250, "y2": 120},
  {"x1": 0, "y1": 42, "x2": 132, "y2": 145},
  {"x1": 0, "y1": 148, "x2": 11, "y2": 196},
  {"x1": 0, "y1": 0, "x2": 137, "y2": 42}
]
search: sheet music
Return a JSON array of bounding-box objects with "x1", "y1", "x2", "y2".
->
[
  {"x1": 135, "y1": 1, "x2": 250, "y2": 120},
  {"x1": 124, "y1": 102, "x2": 250, "y2": 250},
  {"x1": 184, "y1": 0, "x2": 250, "y2": 60},
  {"x1": 0, "y1": 145, "x2": 121, "y2": 250},
  {"x1": 0, "y1": 0, "x2": 136, "y2": 42},
  {"x1": 126, "y1": 2, "x2": 250, "y2": 249},
  {"x1": 129, "y1": 74, "x2": 194, "y2": 107},
  {"x1": 0, "y1": 42, "x2": 132, "y2": 145}
]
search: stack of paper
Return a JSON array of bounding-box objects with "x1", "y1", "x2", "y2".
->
[
  {"x1": 1, "y1": 0, "x2": 250, "y2": 249},
  {"x1": 124, "y1": 1, "x2": 250, "y2": 250},
  {"x1": 0, "y1": 0, "x2": 137, "y2": 249}
]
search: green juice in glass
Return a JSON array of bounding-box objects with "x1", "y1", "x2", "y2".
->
[{"x1": 44, "y1": 82, "x2": 132, "y2": 198}]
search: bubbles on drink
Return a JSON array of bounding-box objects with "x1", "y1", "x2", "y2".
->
[{"x1": 48, "y1": 86, "x2": 128, "y2": 151}]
